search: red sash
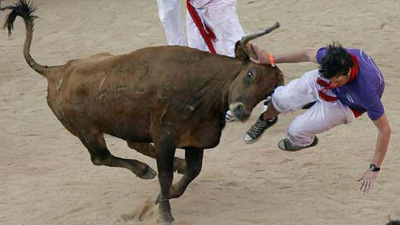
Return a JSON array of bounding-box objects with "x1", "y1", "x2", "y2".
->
[{"x1": 186, "y1": 0, "x2": 217, "y2": 54}]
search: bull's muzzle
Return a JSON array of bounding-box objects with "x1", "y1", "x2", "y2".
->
[{"x1": 229, "y1": 102, "x2": 250, "y2": 121}]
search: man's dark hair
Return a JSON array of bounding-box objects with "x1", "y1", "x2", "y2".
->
[{"x1": 318, "y1": 42, "x2": 354, "y2": 79}]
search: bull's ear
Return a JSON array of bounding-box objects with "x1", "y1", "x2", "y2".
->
[{"x1": 234, "y1": 41, "x2": 250, "y2": 62}]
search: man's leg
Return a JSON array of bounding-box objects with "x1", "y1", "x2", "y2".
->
[
  {"x1": 244, "y1": 70, "x2": 322, "y2": 144},
  {"x1": 186, "y1": 9, "x2": 209, "y2": 51},
  {"x1": 201, "y1": 0, "x2": 244, "y2": 57},
  {"x1": 278, "y1": 99, "x2": 355, "y2": 151},
  {"x1": 157, "y1": 0, "x2": 187, "y2": 46}
]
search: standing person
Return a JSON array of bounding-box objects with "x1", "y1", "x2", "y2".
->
[
  {"x1": 156, "y1": 0, "x2": 244, "y2": 57},
  {"x1": 156, "y1": 0, "x2": 244, "y2": 121},
  {"x1": 243, "y1": 42, "x2": 391, "y2": 194}
]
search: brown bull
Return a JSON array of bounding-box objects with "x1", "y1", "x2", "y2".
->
[{"x1": 2, "y1": 0, "x2": 283, "y2": 223}]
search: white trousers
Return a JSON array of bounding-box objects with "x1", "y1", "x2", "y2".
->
[
  {"x1": 156, "y1": 0, "x2": 244, "y2": 57},
  {"x1": 271, "y1": 70, "x2": 356, "y2": 147}
]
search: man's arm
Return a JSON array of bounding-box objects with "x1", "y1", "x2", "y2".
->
[
  {"x1": 274, "y1": 49, "x2": 318, "y2": 63},
  {"x1": 359, "y1": 113, "x2": 391, "y2": 194},
  {"x1": 250, "y1": 43, "x2": 318, "y2": 64},
  {"x1": 372, "y1": 113, "x2": 391, "y2": 167}
]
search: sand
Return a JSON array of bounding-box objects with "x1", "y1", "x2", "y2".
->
[{"x1": 1, "y1": 0, "x2": 399, "y2": 224}]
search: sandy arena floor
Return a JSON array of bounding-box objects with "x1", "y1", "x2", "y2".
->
[{"x1": 1, "y1": 0, "x2": 399, "y2": 224}]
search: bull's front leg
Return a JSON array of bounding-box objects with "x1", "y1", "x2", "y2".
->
[{"x1": 154, "y1": 137, "x2": 176, "y2": 224}]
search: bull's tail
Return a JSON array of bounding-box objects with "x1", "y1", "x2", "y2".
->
[{"x1": 1, "y1": 0, "x2": 49, "y2": 77}]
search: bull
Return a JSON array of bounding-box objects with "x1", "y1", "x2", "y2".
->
[{"x1": 1, "y1": 0, "x2": 284, "y2": 223}]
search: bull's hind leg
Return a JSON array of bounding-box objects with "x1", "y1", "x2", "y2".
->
[
  {"x1": 155, "y1": 148, "x2": 203, "y2": 202},
  {"x1": 127, "y1": 141, "x2": 187, "y2": 174},
  {"x1": 78, "y1": 130, "x2": 157, "y2": 180}
]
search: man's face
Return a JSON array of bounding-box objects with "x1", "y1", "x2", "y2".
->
[{"x1": 329, "y1": 69, "x2": 351, "y2": 88}]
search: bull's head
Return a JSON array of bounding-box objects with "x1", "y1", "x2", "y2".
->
[{"x1": 228, "y1": 22, "x2": 284, "y2": 121}]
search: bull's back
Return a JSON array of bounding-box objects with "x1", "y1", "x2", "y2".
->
[{"x1": 54, "y1": 46, "x2": 239, "y2": 145}]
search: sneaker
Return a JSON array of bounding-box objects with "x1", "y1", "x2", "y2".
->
[
  {"x1": 243, "y1": 116, "x2": 278, "y2": 144},
  {"x1": 277, "y1": 136, "x2": 318, "y2": 151},
  {"x1": 225, "y1": 110, "x2": 236, "y2": 122}
]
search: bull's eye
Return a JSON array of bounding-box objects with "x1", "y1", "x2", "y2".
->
[{"x1": 247, "y1": 71, "x2": 254, "y2": 79}]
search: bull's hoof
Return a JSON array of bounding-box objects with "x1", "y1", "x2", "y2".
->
[
  {"x1": 157, "y1": 215, "x2": 174, "y2": 224},
  {"x1": 138, "y1": 166, "x2": 157, "y2": 180},
  {"x1": 157, "y1": 220, "x2": 173, "y2": 225},
  {"x1": 169, "y1": 186, "x2": 184, "y2": 199}
]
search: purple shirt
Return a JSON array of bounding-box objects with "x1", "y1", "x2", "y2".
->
[{"x1": 316, "y1": 47, "x2": 385, "y2": 121}]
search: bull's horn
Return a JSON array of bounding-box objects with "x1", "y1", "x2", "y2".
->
[{"x1": 241, "y1": 22, "x2": 280, "y2": 58}]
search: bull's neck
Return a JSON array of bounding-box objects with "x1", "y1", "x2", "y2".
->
[{"x1": 220, "y1": 60, "x2": 242, "y2": 111}]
